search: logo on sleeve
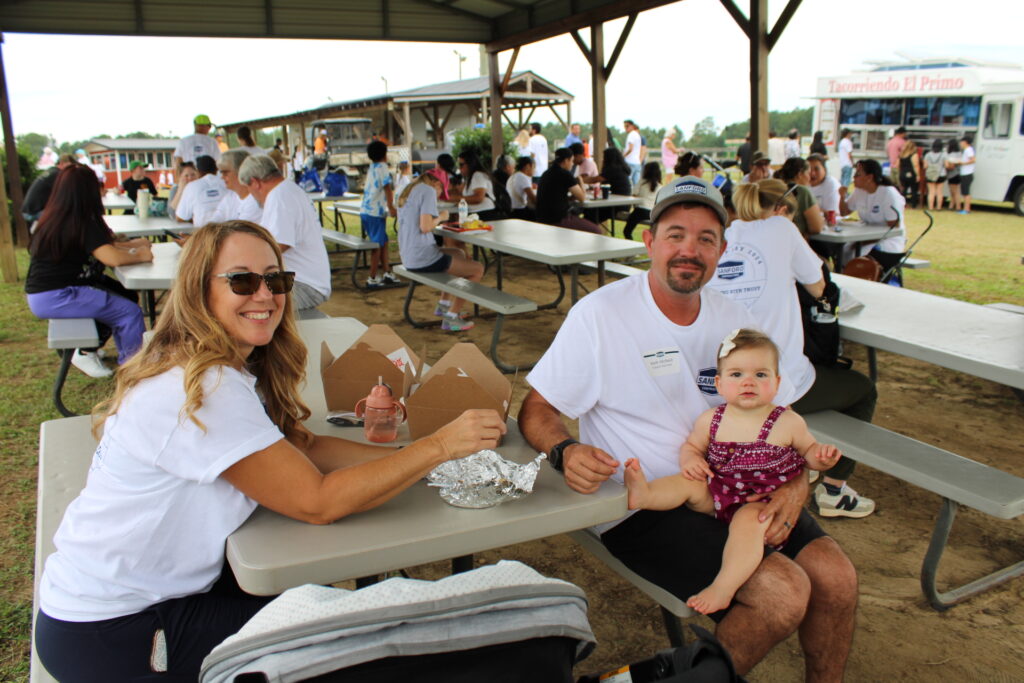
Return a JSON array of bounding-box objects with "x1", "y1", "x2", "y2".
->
[{"x1": 696, "y1": 367, "x2": 719, "y2": 395}]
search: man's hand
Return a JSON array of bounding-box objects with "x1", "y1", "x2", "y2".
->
[
  {"x1": 562, "y1": 443, "x2": 619, "y2": 494},
  {"x1": 746, "y1": 473, "x2": 809, "y2": 546}
]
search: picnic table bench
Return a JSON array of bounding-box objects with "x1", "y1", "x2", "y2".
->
[
  {"x1": 320, "y1": 228, "x2": 380, "y2": 291},
  {"x1": 392, "y1": 265, "x2": 537, "y2": 373},
  {"x1": 805, "y1": 410, "x2": 1024, "y2": 610},
  {"x1": 47, "y1": 318, "x2": 100, "y2": 417}
]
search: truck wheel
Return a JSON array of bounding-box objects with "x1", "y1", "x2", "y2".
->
[{"x1": 1014, "y1": 184, "x2": 1024, "y2": 216}]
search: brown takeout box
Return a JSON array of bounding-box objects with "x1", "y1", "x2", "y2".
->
[
  {"x1": 320, "y1": 324, "x2": 421, "y2": 411},
  {"x1": 406, "y1": 343, "x2": 511, "y2": 440}
]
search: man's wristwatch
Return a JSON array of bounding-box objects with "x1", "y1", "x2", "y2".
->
[{"x1": 548, "y1": 438, "x2": 579, "y2": 472}]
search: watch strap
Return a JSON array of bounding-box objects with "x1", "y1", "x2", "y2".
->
[{"x1": 549, "y1": 437, "x2": 579, "y2": 472}]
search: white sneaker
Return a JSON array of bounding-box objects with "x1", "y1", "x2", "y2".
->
[
  {"x1": 365, "y1": 275, "x2": 383, "y2": 288},
  {"x1": 71, "y1": 349, "x2": 113, "y2": 378},
  {"x1": 382, "y1": 272, "x2": 401, "y2": 285},
  {"x1": 814, "y1": 483, "x2": 875, "y2": 519}
]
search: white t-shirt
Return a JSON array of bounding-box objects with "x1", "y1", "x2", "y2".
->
[
  {"x1": 624, "y1": 130, "x2": 642, "y2": 164},
  {"x1": 809, "y1": 176, "x2": 841, "y2": 214},
  {"x1": 176, "y1": 173, "x2": 227, "y2": 227},
  {"x1": 393, "y1": 173, "x2": 412, "y2": 197},
  {"x1": 846, "y1": 185, "x2": 907, "y2": 253},
  {"x1": 960, "y1": 145, "x2": 976, "y2": 175},
  {"x1": 40, "y1": 366, "x2": 283, "y2": 621},
  {"x1": 466, "y1": 171, "x2": 495, "y2": 212},
  {"x1": 633, "y1": 181, "x2": 661, "y2": 210},
  {"x1": 507, "y1": 171, "x2": 533, "y2": 210},
  {"x1": 261, "y1": 180, "x2": 332, "y2": 297},
  {"x1": 397, "y1": 182, "x2": 442, "y2": 269},
  {"x1": 768, "y1": 138, "x2": 786, "y2": 166},
  {"x1": 528, "y1": 134, "x2": 549, "y2": 176},
  {"x1": 174, "y1": 134, "x2": 222, "y2": 164},
  {"x1": 526, "y1": 274, "x2": 792, "y2": 533},
  {"x1": 709, "y1": 216, "x2": 822, "y2": 400},
  {"x1": 784, "y1": 139, "x2": 801, "y2": 159},
  {"x1": 838, "y1": 138, "x2": 853, "y2": 167},
  {"x1": 212, "y1": 191, "x2": 263, "y2": 224},
  {"x1": 238, "y1": 145, "x2": 264, "y2": 156}
]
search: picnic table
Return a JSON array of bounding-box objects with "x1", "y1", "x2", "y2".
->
[
  {"x1": 101, "y1": 192, "x2": 134, "y2": 214},
  {"x1": 307, "y1": 191, "x2": 359, "y2": 225},
  {"x1": 105, "y1": 214, "x2": 195, "y2": 239},
  {"x1": 575, "y1": 193, "x2": 641, "y2": 236},
  {"x1": 435, "y1": 218, "x2": 646, "y2": 304},
  {"x1": 809, "y1": 221, "x2": 906, "y2": 270},
  {"x1": 113, "y1": 241, "x2": 181, "y2": 326}
]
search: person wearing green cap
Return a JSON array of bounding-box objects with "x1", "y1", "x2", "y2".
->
[
  {"x1": 173, "y1": 114, "x2": 221, "y2": 171},
  {"x1": 121, "y1": 160, "x2": 157, "y2": 203}
]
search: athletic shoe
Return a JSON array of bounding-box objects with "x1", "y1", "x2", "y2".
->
[
  {"x1": 382, "y1": 272, "x2": 402, "y2": 285},
  {"x1": 71, "y1": 349, "x2": 113, "y2": 378},
  {"x1": 433, "y1": 301, "x2": 451, "y2": 317},
  {"x1": 365, "y1": 275, "x2": 383, "y2": 288},
  {"x1": 958, "y1": 210, "x2": 970, "y2": 215},
  {"x1": 441, "y1": 314, "x2": 475, "y2": 332},
  {"x1": 808, "y1": 470, "x2": 820, "y2": 484},
  {"x1": 814, "y1": 483, "x2": 875, "y2": 519}
]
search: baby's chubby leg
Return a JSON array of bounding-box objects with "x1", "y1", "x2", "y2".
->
[
  {"x1": 623, "y1": 458, "x2": 713, "y2": 513},
  {"x1": 687, "y1": 502, "x2": 772, "y2": 615}
]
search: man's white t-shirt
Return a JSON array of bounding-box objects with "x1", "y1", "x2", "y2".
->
[
  {"x1": 174, "y1": 134, "x2": 222, "y2": 164},
  {"x1": 846, "y1": 185, "x2": 907, "y2": 253},
  {"x1": 238, "y1": 145, "x2": 264, "y2": 156},
  {"x1": 624, "y1": 130, "x2": 642, "y2": 164},
  {"x1": 527, "y1": 274, "x2": 794, "y2": 533},
  {"x1": 39, "y1": 366, "x2": 283, "y2": 620},
  {"x1": 212, "y1": 191, "x2": 263, "y2": 224},
  {"x1": 809, "y1": 176, "x2": 841, "y2": 214},
  {"x1": 838, "y1": 138, "x2": 853, "y2": 167},
  {"x1": 176, "y1": 173, "x2": 227, "y2": 226},
  {"x1": 768, "y1": 137, "x2": 786, "y2": 166},
  {"x1": 528, "y1": 134, "x2": 549, "y2": 176},
  {"x1": 466, "y1": 172, "x2": 495, "y2": 212},
  {"x1": 709, "y1": 216, "x2": 822, "y2": 400},
  {"x1": 507, "y1": 171, "x2": 533, "y2": 210},
  {"x1": 261, "y1": 180, "x2": 332, "y2": 298},
  {"x1": 960, "y1": 145, "x2": 976, "y2": 175}
]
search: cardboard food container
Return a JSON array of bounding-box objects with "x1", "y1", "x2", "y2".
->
[
  {"x1": 406, "y1": 343, "x2": 511, "y2": 441},
  {"x1": 320, "y1": 324, "x2": 421, "y2": 411}
]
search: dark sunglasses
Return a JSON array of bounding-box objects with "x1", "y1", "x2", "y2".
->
[{"x1": 214, "y1": 271, "x2": 295, "y2": 295}]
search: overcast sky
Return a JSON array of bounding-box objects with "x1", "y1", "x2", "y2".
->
[{"x1": 4, "y1": 0, "x2": 1022, "y2": 144}]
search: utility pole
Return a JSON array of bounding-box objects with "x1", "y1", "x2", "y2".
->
[{"x1": 453, "y1": 50, "x2": 467, "y2": 80}]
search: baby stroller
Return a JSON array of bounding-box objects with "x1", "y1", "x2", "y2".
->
[{"x1": 842, "y1": 210, "x2": 934, "y2": 285}]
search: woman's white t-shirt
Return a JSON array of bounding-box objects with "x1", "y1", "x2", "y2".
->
[
  {"x1": 466, "y1": 171, "x2": 495, "y2": 212},
  {"x1": 809, "y1": 176, "x2": 840, "y2": 214},
  {"x1": 708, "y1": 215, "x2": 823, "y2": 400},
  {"x1": 507, "y1": 172, "x2": 533, "y2": 210},
  {"x1": 846, "y1": 185, "x2": 907, "y2": 253},
  {"x1": 40, "y1": 366, "x2": 284, "y2": 621},
  {"x1": 633, "y1": 181, "x2": 662, "y2": 211}
]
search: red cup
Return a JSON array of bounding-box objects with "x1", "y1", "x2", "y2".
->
[{"x1": 826, "y1": 210, "x2": 837, "y2": 227}]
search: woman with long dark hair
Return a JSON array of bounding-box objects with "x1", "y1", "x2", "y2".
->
[
  {"x1": 25, "y1": 164, "x2": 153, "y2": 377},
  {"x1": 449, "y1": 149, "x2": 500, "y2": 221},
  {"x1": 623, "y1": 161, "x2": 662, "y2": 240},
  {"x1": 673, "y1": 151, "x2": 704, "y2": 179},
  {"x1": 809, "y1": 131, "x2": 828, "y2": 158},
  {"x1": 235, "y1": 126, "x2": 263, "y2": 155},
  {"x1": 775, "y1": 157, "x2": 825, "y2": 238}
]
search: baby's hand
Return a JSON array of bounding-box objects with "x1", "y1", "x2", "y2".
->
[
  {"x1": 814, "y1": 443, "x2": 841, "y2": 469},
  {"x1": 680, "y1": 456, "x2": 713, "y2": 481}
]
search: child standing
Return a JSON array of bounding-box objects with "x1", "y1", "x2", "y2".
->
[
  {"x1": 624, "y1": 329, "x2": 841, "y2": 615},
  {"x1": 360, "y1": 140, "x2": 399, "y2": 288}
]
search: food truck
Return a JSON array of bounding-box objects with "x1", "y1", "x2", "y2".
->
[{"x1": 812, "y1": 58, "x2": 1024, "y2": 213}]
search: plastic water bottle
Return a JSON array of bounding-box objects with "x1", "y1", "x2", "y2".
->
[
  {"x1": 458, "y1": 198, "x2": 468, "y2": 225},
  {"x1": 137, "y1": 189, "x2": 151, "y2": 219}
]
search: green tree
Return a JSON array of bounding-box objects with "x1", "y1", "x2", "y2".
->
[
  {"x1": 451, "y1": 126, "x2": 514, "y2": 171},
  {"x1": 719, "y1": 106, "x2": 815, "y2": 140},
  {"x1": 16, "y1": 132, "x2": 52, "y2": 159},
  {"x1": 686, "y1": 117, "x2": 724, "y2": 148}
]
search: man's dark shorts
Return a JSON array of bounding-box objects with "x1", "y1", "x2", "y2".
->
[
  {"x1": 959, "y1": 173, "x2": 974, "y2": 195},
  {"x1": 601, "y1": 506, "x2": 826, "y2": 622}
]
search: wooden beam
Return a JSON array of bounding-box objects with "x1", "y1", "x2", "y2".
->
[
  {"x1": 590, "y1": 23, "x2": 607, "y2": 168},
  {"x1": 0, "y1": 150, "x2": 16, "y2": 283},
  {"x1": 0, "y1": 34, "x2": 28, "y2": 248},
  {"x1": 522, "y1": 106, "x2": 536, "y2": 126},
  {"x1": 602, "y1": 12, "x2": 636, "y2": 80},
  {"x1": 439, "y1": 104, "x2": 456, "y2": 131},
  {"x1": 570, "y1": 30, "x2": 591, "y2": 63},
  {"x1": 501, "y1": 46, "x2": 519, "y2": 94},
  {"x1": 133, "y1": 0, "x2": 144, "y2": 32},
  {"x1": 403, "y1": 101, "x2": 413, "y2": 148},
  {"x1": 488, "y1": 51, "x2": 504, "y2": 166},
  {"x1": 264, "y1": 0, "x2": 273, "y2": 36},
  {"x1": 407, "y1": 0, "x2": 495, "y2": 34},
  {"x1": 547, "y1": 103, "x2": 567, "y2": 130},
  {"x1": 502, "y1": 110, "x2": 517, "y2": 130},
  {"x1": 749, "y1": 0, "x2": 768, "y2": 152},
  {"x1": 718, "y1": 0, "x2": 751, "y2": 38},
  {"x1": 767, "y1": 0, "x2": 803, "y2": 51},
  {"x1": 382, "y1": 0, "x2": 390, "y2": 39}
]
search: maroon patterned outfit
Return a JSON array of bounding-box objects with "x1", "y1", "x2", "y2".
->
[{"x1": 706, "y1": 404, "x2": 805, "y2": 523}]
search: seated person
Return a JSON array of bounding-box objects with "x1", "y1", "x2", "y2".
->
[
  {"x1": 212, "y1": 150, "x2": 263, "y2": 223},
  {"x1": 570, "y1": 143, "x2": 600, "y2": 196},
  {"x1": 623, "y1": 161, "x2": 662, "y2": 241},
  {"x1": 34, "y1": 220, "x2": 505, "y2": 681},
  {"x1": 740, "y1": 151, "x2": 771, "y2": 184},
  {"x1": 806, "y1": 153, "x2": 840, "y2": 227},
  {"x1": 175, "y1": 155, "x2": 226, "y2": 227},
  {"x1": 774, "y1": 158, "x2": 824, "y2": 239},
  {"x1": 839, "y1": 159, "x2": 907, "y2": 282},
  {"x1": 673, "y1": 151, "x2": 705, "y2": 180},
  {"x1": 507, "y1": 156, "x2": 537, "y2": 220},
  {"x1": 534, "y1": 148, "x2": 602, "y2": 234},
  {"x1": 22, "y1": 154, "x2": 75, "y2": 222},
  {"x1": 167, "y1": 161, "x2": 198, "y2": 220},
  {"x1": 448, "y1": 150, "x2": 500, "y2": 221},
  {"x1": 120, "y1": 161, "x2": 158, "y2": 204}
]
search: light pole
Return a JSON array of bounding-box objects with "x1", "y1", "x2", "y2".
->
[
  {"x1": 453, "y1": 50, "x2": 466, "y2": 80},
  {"x1": 381, "y1": 76, "x2": 388, "y2": 97}
]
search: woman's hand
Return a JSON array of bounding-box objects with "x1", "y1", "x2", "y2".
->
[{"x1": 430, "y1": 409, "x2": 507, "y2": 461}]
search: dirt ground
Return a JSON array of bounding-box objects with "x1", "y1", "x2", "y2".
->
[{"x1": 320, "y1": 250, "x2": 1024, "y2": 682}]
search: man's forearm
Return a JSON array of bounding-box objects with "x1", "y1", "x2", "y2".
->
[{"x1": 518, "y1": 389, "x2": 571, "y2": 454}]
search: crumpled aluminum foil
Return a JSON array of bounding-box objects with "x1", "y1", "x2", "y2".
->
[{"x1": 427, "y1": 450, "x2": 546, "y2": 508}]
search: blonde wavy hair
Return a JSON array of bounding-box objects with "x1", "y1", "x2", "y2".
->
[
  {"x1": 93, "y1": 221, "x2": 312, "y2": 447},
  {"x1": 733, "y1": 178, "x2": 797, "y2": 221}
]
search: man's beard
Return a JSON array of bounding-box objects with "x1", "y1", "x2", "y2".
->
[{"x1": 665, "y1": 257, "x2": 706, "y2": 294}]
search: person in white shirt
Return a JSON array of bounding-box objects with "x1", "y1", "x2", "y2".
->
[
  {"x1": 212, "y1": 149, "x2": 263, "y2": 224},
  {"x1": 175, "y1": 155, "x2": 227, "y2": 227},
  {"x1": 240, "y1": 155, "x2": 332, "y2": 310},
  {"x1": 173, "y1": 114, "x2": 222, "y2": 170},
  {"x1": 623, "y1": 119, "x2": 643, "y2": 185},
  {"x1": 957, "y1": 136, "x2": 976, "y2": 214},
  {"x1": 623, "y1": 161, "x2": 662, "y2": 240},
  {"x1": 34, "y1": 221, "x2": 505, "y2": 681},
  {"x1": 767, "y1": 130, "x2": 786, "y2": 169},
  {"x1": 519, "y1": 175, "x2": 858, "y2": 681},
  {"x1": 507, "y1": 156, "x2": 537, "y2": 219},
  {"x1": 839, "y1": 158, "x2": 907, "y2": 282},
  {"x1": 234, "y1": 125, "x2": 265, "y2": 156},
  {"x1": 807, "y1": 153, "x2": 840, "y2": 226},
  {"x1": 783, "y1": 129, "x2": 801, "y2": 160},
  {"x1": 449, "y1": 150, "x2": 497, "y2": 218},
  {"x1": 527, "y1": 122, "x2": 549, "y2": 179},
  {"x1": 837, "y1": 129, "x2": 854, "y2": 187}
]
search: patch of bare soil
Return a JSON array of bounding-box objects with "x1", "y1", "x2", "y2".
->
[{"x1": 323, "y1": 251, "x2": 1024, "y2": 681}]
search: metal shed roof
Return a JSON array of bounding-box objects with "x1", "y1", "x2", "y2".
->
[{"x1": 86, "y1": 138, "x2": 178, "y2": 151}]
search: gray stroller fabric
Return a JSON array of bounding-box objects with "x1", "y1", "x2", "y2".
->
[{"x1": 200, "y1": 560, "x2": 596, "y2": 683}]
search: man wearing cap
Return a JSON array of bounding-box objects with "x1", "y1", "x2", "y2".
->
[
  {"x1": 520, "y1": 175, "x2": 857, "y2": 680},
  {"x1": 173, "y1": 115, "x2": 221, "y2": 171},
  {"x1": 120, "y1": 161, "x2": 158, "y2": 204},
  {"x1": 740, "y1": 151, "x2": 772, "y2": 184},
  {"x1": 174, "y1": 155, "x2": 226, "y2": 227}
]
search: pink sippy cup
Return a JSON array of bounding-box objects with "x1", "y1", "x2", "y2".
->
[{"x1": 354, "y1": 378, "x2": 406, "y2": 443}]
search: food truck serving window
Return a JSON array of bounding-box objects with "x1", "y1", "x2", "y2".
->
[
  {"x1": 840, "y1": 99, "x2": 903, "y2": 125},
  {"x1": 905, "y1": 97, "x2": 981, "y2": 127}
]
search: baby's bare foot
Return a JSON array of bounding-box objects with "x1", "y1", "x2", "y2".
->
[
  {"x1": 623, "y1": 464, "x2": 647, "y2": 510},
  {"x1": 686, "y1": 584, "x2": 735, "y2": 615}
]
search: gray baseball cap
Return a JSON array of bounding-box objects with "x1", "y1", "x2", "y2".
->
[{"x1": 650, "y1": 175, "x2": 728, "y2": 226}]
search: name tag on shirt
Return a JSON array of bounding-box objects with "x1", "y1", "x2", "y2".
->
[{"x1": 642, "y1": 347, "x2": 680, "y2": 377}]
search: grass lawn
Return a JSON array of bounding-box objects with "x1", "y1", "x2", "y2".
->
[{"x1": 0, "y1": 205, "x2": 1021, "y2": 681}]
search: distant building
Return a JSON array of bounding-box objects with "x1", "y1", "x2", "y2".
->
[{"x1": 84, "y1": 138, "x2": 178, "y2": 190}]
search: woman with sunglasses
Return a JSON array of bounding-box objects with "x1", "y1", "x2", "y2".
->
[
  {"x1": 34, "y1": 221, "x2": 506, "y2": 681},
  {"x1": 709, "y1": 179, "x2": 878, "y2": 520}
]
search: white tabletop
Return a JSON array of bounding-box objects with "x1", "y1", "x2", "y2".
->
[
  {"x1": 114, "y1": 241, "x2": 181, "y2": 290},
  {"x1": 102, "y1": 193, "x2": 135, "y2": 211},
  {"x1": 834, "y1": 273, "x2": 1024, "y2": 390},
  {"x1": 307, "y1": 192, "x2": 358, "y2": 203},
  {"x1": 577, "y1": 193, "x2": 641, "y2": 209},
  {"x1": 105, "y1": 214, "x2": 195, "y2": 238},
  {"x1": 226, "y1": 317, "x2": 627, "y2": 594},
  {"x1": 810, "y1": 221, "x2": 905, "y2": 244},
  {"x1": 436, "y1": 218, "x2": 646, "y2": 266}
]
